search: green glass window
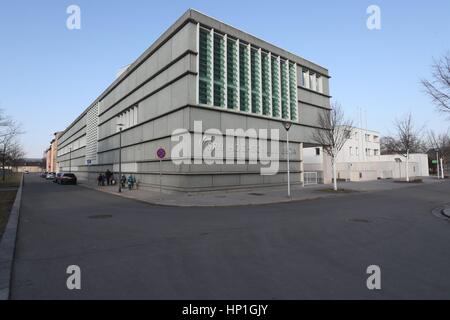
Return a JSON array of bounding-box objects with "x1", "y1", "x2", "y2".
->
[
  {"x1": 227, "y1": 38, "x2": 239, "y2": 110},
  {"x1": 251, "y1": 48, "x2": 261, "y2": 114},
  {"x1": 199, "y1": 28, "x2": 213, "y2": 105},
  {"x1": 239, "y1": 44, "x2": 250, "y2": 112},
  {"x1": 280, "y1": 60, "x2": 289, "y2": 119},
  {"x1": 289, "y1": 62, "x2": 298, "y2": 121},
  {"x1": 213, "y1": 33, "x2": 226, "y2": 107},
  {"x1": 261, "y1": 52, "x2": 271, "y2": 116},
  {"x1": 271, "y1": 57, "x2": 280, "y2": 118}
]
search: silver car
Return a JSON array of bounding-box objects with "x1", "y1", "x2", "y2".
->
[{"x1": 46, "y1": 172, "x2": 56, "y2": 180}]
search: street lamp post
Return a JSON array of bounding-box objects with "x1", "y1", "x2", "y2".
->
[
  {"x1": 69, "y1": 147, "x2": 72, "y2": 173},
  {"x1": 436, "y1": 149, "x2": 440, "y2": 179},
  {"x1": 117, "y1": 124, "x2": 124, "y2": 193},
  {"x1": 284, "y1": 122, "x2": 292, "y2": 198}
]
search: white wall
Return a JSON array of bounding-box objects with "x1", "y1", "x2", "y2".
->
[
  {"x1": 336, "y1": 127, "x2": 381, "y2": 163},
  {"x1": 303, "y1": 125, "x2": 430, "y2": 183}
]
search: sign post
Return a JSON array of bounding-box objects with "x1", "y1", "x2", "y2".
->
[
  {"x1": 156, "y1": 148, "x2": 166, "y2": 199},
  {"x1": 284, "y1": 122, "x2": 292, "y2": 198},
  {"x1": 435, "y1": 150, "x2": 440, "y2": 179}
]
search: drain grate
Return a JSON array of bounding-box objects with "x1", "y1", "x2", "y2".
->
[
  {"x1": 88, "y1": 214, "x2": 113, "y2": 219},
  {"x1": 248, "y1": 193, "x2": 265, "y2": 196}
]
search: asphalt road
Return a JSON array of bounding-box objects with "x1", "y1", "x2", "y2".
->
[{"x1": 10, "y1": 174, "x2": 450, "y2": 299}]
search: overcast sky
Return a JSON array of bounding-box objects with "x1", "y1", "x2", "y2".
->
[{"x1": 1, "y1": 0, "x2": 449, "y2": 157}]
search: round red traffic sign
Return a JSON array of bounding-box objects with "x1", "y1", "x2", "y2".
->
[{"x1": 157, "y1": 148, "x2": 166, "y2": 159}]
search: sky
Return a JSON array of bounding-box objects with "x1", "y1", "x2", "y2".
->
[{"x1": 0, "y1": 0, "x2": 449, "y2": 158}]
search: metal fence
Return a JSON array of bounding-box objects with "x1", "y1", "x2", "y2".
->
[{"x1": 304, "y1": 172, "x2": 318, "y2": 186}]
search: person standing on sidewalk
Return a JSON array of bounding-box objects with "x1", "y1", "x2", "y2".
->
[
  {"x1": 97, "y1": 173, "x2": 103, "y2": 186},
  {"x1": 127, "y1": 175, "x2": 136, "y2": 190},
  {"x1": 105, "y1": 169, "x2": 112, "y2": 186}
]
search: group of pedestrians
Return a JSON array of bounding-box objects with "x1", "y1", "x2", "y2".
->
[
  {"x1": 97, "y1": 169, "x2": 137, "y2": 190},
  {"x1": 97, "y1": 170, "x2": 114, "y2": 186}
]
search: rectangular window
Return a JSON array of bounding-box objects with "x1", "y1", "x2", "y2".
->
[
  {"x1": 199, "y1": 28, "x2": 213, "y2": 105},
  {"x1": 316, "y1": 148, "x2": 321, "y2": 156},
  {"x1": 261, "y1": 52, "x2": 271, "y2": 116},
  {"x1": 239, "y1": 43, "x2": 250, "y2": 112},
  {"x1": 116, "y1": 106, "x2": 139, "y2": 132},
  {"x1": 280, "y1": 60, "x2": 289, "y2": 119},
  {"x1": 317, "y1": 75, "x2": 323, "y2": 93},
  {"x1": 310, "y1": 72, "x2": 317, "y2": 91},
  {"x1": 227, "y1": 38, "x2": 239, "y2": 109},
  {"x1": 213, "y1": 33, "x2": 226, "y2": 107},
  {"x1": 349, "y1": 147, "x2": 353, "y2": 156},
  {"x1": 250, "y1": 48, "x2": 261, "y2": 114},
  {"x1": 271, "y1": 56, "x2": 280, "y2": 117},
  {"x1": 289, "y1": 62, "x2": 298, "y2": 121},
  {"x1": 302, "y1": 69, "x2": 310, "y2": 89}
]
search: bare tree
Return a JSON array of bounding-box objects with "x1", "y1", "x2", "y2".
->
[
  {"x1": 386, "y1": 113, "x2": 425, "y2": 182},
  {"x1": 9, "y1": 143, "x2": 25, "y2": 170},
  {"x1": 421, "y1": 53, "x2": 450, "y2": 115},
  {"x1": 313, "y1": 102, "x2": 353, "y2": 191},
  {"x1": 380, "y1": 136, "x2": 400, "y2": 155},
  {"x1": 0, "y1": 110, "x2": 24, "y2": 181},
  {"x1": 0, "y1": 109, "x2": 13, "y2": 136},
  {"x1": 428, "y1": 129, "x2": 450, "y2": 178}
]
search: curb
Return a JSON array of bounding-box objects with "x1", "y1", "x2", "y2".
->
[
  {"x1": 0, "y1": 174, "x2": 24, "y2": 300},
  {"x1": 77, "y1": 178, "x2": 436, "y2": 208},
  {"x1": 78, "y1": 182, "x2": 345, "y2": 208}
]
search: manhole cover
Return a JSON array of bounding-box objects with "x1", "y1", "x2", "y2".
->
[
  {"x1": 249, "y1": 193, "x2": 265, "y2": 196},
  {"x1": 442, "y1": 208, "x2": 450, "y2": 218},
  {"x1": 348, "y1": 218, "x2": 371, "y2": 223},
  {"x1": 88, "y1": 215, "x2": 113, "y2": 219},
  {"x1": 431, "y1": 206, "x2": 450, "y2": 220}
]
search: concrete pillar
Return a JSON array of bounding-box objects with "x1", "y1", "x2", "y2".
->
[{"x1": 322, "y1": 152, "x2": 333, "y2": 184}]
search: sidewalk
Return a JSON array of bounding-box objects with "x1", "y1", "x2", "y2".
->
[{"x1": 80, "y1": 177, "x2": 444, "y2": 207}]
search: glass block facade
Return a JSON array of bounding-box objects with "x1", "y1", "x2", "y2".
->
[
  {"x1": 227, "y1": 38, "x2": 239, "y2": 110},
  {"x1": 261, "y1": 52, "x2": 272, "y2": 116},
  {"x1": 213, "y1": 33, "x2": 226, "y2": 107},
  {"x1": 239, "y1": 43, "x2": 250, "y2": 113},
  {"x1": 271, "y1": 56, "x2": 281, "y2": 118},
  {"x1": 280, "y1": 60, "x2": 290, "y2": 120},
  {"x1": 199, "y1": 28, "x2": 213, "y2": 105},
  {"x1": 289, "y1": 62, "x2": 298, "y2": 121},
  {"x1": 198, "y1": 25, "x2": 299, "y2": 122}
]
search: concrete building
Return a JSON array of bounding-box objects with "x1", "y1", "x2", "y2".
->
[
  {"x1": 336, "y1": 127, "x2": 381, "y2": 163},
  {"x1": 56, "y1": 9, "x2": 332, "y2": 192},
  {"x1": 304, "y1": 127, "x2": 429, "y2": 181},
  {"x1": 45, "y1": 132, "x2": 62, "y2": 173}
]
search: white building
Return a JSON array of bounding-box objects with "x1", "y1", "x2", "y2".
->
[
  {"x1": 336, "y1": 127, "x2": 381, "y2": 163},
  {"x1": 304, "y1": 127, "x2": 429, "y2": 182}
]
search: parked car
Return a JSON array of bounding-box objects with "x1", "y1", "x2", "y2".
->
[
  {"x1": 57, "y1": 173, "x2": 77, "y2": 185},
  {"x1": 53, "y1": 173, "x2": 64, "y2": 183},
  {"x1": 46, "y1": 172, "x2": 56, "y2": 180},
  {"x1": 40, "y1": 172, "x2": 48, "y2": 178}
]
